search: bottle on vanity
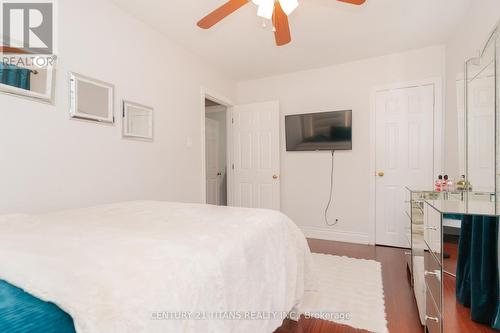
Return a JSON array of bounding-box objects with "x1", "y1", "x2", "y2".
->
[
  {"x1": 435, "y1": 175, "x2": 443, "y2": 192},
  {"x1": 457, "y1": 175, "x2": 466, "y2": 191},
  {"x1": 447, "y1": 177, "x2": 456, "y2": 192},
  {"x1": 443, "y1": 175, "x2": 449, "y2": 192}
]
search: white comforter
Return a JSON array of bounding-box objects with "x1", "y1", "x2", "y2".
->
[{"x1": 0, "y1": 201, "x2": 314, "y2": 333}]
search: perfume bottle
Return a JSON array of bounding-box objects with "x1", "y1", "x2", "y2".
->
[
  {"x1": 435, "y1": 175, "x2": 443, "y2": 192},
  {"x1": 456, "y1": 175, "x2": 473, "y2": 191},
  {"x1": 457, "y1": 175, "x2": 466, "y2": 191},
  {"x1": 443, "y1": 175, "x2": 449, "y2": 192},
  {"x1": 447, "y1": 177, "x2": 455, "y2": 192}
]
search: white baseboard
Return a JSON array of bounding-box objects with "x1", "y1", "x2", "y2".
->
[{"x1": 299, "y1": 226, "x2": 370, "y2": 245}]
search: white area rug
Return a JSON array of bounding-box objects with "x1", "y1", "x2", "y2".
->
[{"x1": 299, "y1": 253, "x2": 388, "y2": 333}]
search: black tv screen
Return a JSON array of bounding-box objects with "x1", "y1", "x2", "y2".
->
[{"x1": 285, "y1": 110, "x2": 352, "y2": 151}]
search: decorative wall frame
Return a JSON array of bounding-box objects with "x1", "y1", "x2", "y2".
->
[
  {"x1": 0, "y1": 62, "x2": 55, "y2": 104},
  {"x1": 122, "y1": 100, "x2": 153, "y2": 140},
  {"x1": 69, "y1": 72, "x2": 114, "y2": 123}
]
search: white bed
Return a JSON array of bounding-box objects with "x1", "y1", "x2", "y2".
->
[{"x1": 0, "y1": 201, "x2": 314, "y2": 333}]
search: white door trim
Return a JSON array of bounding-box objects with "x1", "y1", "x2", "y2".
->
[
  {"x1": 368, "y1": 77, "x2": 444, "y2": 245},
  {"x1": 200, "y1": 87, "x2": 234, "y2": 205}
]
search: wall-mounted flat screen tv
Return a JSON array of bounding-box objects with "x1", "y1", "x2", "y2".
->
[{"x1": 285, "y1": 110, "x2": 352, "y2": 151}]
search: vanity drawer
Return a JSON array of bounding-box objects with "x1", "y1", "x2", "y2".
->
[
  {"x1": 405, "y1": 189, "x2": 411, "y2": 217},
  {"x1": 425, "y1": 284, "x2": 442, "y2": 333},
  {"x1": 424, "y1": 203, "x2": 442, "y2": 263},
  {"x1": 424, "y1": 250, "x2": 442, "y2": 313}
]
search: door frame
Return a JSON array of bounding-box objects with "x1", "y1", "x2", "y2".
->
[
  {"x1": 200, "y1": 87, "x2": 234, "y2": 205},
  {"x1": 368, "y1": 77, "x2": 444, "y2": 245}
]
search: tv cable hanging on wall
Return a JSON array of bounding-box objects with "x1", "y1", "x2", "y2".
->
[{"x1": 325, "y1": 150, "x2": 338, "y2": 226}]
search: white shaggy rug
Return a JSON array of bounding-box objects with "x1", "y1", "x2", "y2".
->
[{"x1": 299, "y1": 253, "x2": 388, "y2": 333}]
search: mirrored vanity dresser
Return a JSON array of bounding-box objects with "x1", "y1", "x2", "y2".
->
[
  {"x1": 424, "y1": 198, "x2": 499, "y2": 333},
  {"x1": 405, "y1": 190, "x2": 500, "y2": 333},
  {"x1": 404, "y1": 18, "x2": 500, "y2": 333}
]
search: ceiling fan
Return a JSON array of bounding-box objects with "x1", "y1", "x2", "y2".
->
[{"x1": 197, "y1": 0, "x2": 366, "y2": 46}]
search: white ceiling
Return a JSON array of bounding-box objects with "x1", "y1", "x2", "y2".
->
[{"x1": 112, "y1": 0, "x2": 472, "y2": 81}]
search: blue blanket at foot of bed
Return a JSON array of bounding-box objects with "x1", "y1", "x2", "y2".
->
[{"x1": 0, "y1": 279, "x2": 76, "y2": 333}]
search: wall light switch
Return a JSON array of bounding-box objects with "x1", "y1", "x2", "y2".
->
[{"x1": 186, "y1": 136, "x2": 193, "y2": 148}]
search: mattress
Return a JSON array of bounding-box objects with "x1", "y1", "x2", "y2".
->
[
  {"x1": 0, "y1": 201, "x2": 314, "y2": 333},
  {"x1": 0, "y1": 279, "x2": 76, "y2": 333}
]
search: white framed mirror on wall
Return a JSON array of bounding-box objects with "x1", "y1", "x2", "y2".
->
[
  {"x1": 69, "y1": 72, "x2": 114, "y2": 123},
  {"x1": 0, "y1": 60, "x2": 55, "y2": 103},
  {"x1": 122, "y1": 100, "x2": 153, "y2": 141}
]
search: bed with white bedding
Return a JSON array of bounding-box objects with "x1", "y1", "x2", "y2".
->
[{"x1": 0, "y1": 201, "x2": 314, "y2": 333}]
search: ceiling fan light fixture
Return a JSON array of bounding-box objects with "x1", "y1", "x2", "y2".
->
[
  {"x1": 255, "y1": 0, "x2": 274, "y2": 19},
  {"x1": 253, "y1": 0, "x2": 298, "y2": 19},
  {"x1": 279, "y1": 0, "x2": 299, "y2": 16},
  {"x1": 198, "y1": 0, "x2": 367, "y2": 47}
]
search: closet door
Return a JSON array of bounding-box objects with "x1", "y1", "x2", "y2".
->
[
  {"x1": 375, "y1": 85, "x2": 435, "y2": 247},
  {"x1": 231, "y1": 101, "x2": 280, "y2": 210}
]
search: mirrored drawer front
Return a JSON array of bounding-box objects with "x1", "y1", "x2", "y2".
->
[
  {"x1": 405, "y1": 229, "x2": 411, "y2": 248},
  {"x1": 405, "y1": 189, "x2": 411, "y2": 217},
  {"x1": 424, "y1": 250, "x2": 442, "y2": 313},
  {"x1": 424, "y1": 203, "x2": 442, "y2": 264},
  {"x1": 411, "y1": 199, "x2": 424, "y2": 224},
  {"x1": 426, "y1": 285, "x2": 442, "y2": 333}
]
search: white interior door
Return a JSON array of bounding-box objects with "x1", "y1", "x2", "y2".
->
[
  {"x1": 232, "y1": 101, "x2": 280, "y2": 210},
  {"x1": 205, "y1": 118, "x2": 220, "y2": 205},
  {"x1": 375, "y1": 85, "x2": 435, "y2": 247}
]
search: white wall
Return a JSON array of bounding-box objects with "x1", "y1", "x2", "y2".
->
[
  {"x1": 444, "y1": 0, "x2": 500, "y2": 178},
  {"x1": 237, "y1": 46, "x2": 446, "y2": 244},
  {"x1": 0, "y1": 0, "x2": 236, "y2": 214}
]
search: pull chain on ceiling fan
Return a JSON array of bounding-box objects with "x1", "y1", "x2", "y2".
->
[{"x1": 197, "y1": 0, "x2": 366, "y2": 46}]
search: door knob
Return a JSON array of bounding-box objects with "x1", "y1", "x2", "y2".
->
[
  {"x1": 273, "y1": 174, "x2": 279, "y2": 180},
  {"x1": 377, "y1": 171, "x2": 385, "y2": 177}
]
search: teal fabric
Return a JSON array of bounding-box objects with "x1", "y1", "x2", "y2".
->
[
  {"x1": 0, "y1": 62, "x2": 31, "y2": 90},
  {"x1": 494, "y1": 306, "x2": 500, "y2": 330},
  {"x1": 444, "y1": 213, "x2": 464, "y2": 221},
  {"x1": 456, "y1": 215, "x2": 500, "y2": 328},
  {"x1": 0, "y1": 279, "x2": 76, "y2": 333}
]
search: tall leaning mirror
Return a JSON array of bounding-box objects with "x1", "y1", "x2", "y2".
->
[{"x1": 464, "y1": 23, "x2": 499, "y2": 211}]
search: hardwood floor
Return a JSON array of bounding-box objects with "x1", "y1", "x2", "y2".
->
[
  {"x1": 443, "y1": 242, "x2": 458, "y2": 276},
  {"x1": 443, "y1": 273, "x2": 498, "y2": 333},
  {"x1": 275, "y1": 239, "x2": 498, "y2": 333},
  {"x1": 274, "y1": 239, "x2": 422, "y2": 333},
  {"x1": 442, "y1": 242, "x2": 498, "y2": 333}
]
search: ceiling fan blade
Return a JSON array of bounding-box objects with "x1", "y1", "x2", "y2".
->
[
  {"x1": 337, "y1": 0, "x2": 366, "y2": 5},
  {"x1": 197, "y1": 0, "x2": 249, "y2": 29},
  {"x1": 272, "y1": 2, "x2": 291, "y2": 46}
]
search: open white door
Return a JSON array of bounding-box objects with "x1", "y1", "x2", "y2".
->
[
  {"x1": 231, "y1": 101, "x2": 280, "y2": 210},
  {"x1": 205, "y1": 118, "x2": 220, "y2": 205},
  {"x1": 375, "y1": 85, "x2": 435, "y2": 247}
]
